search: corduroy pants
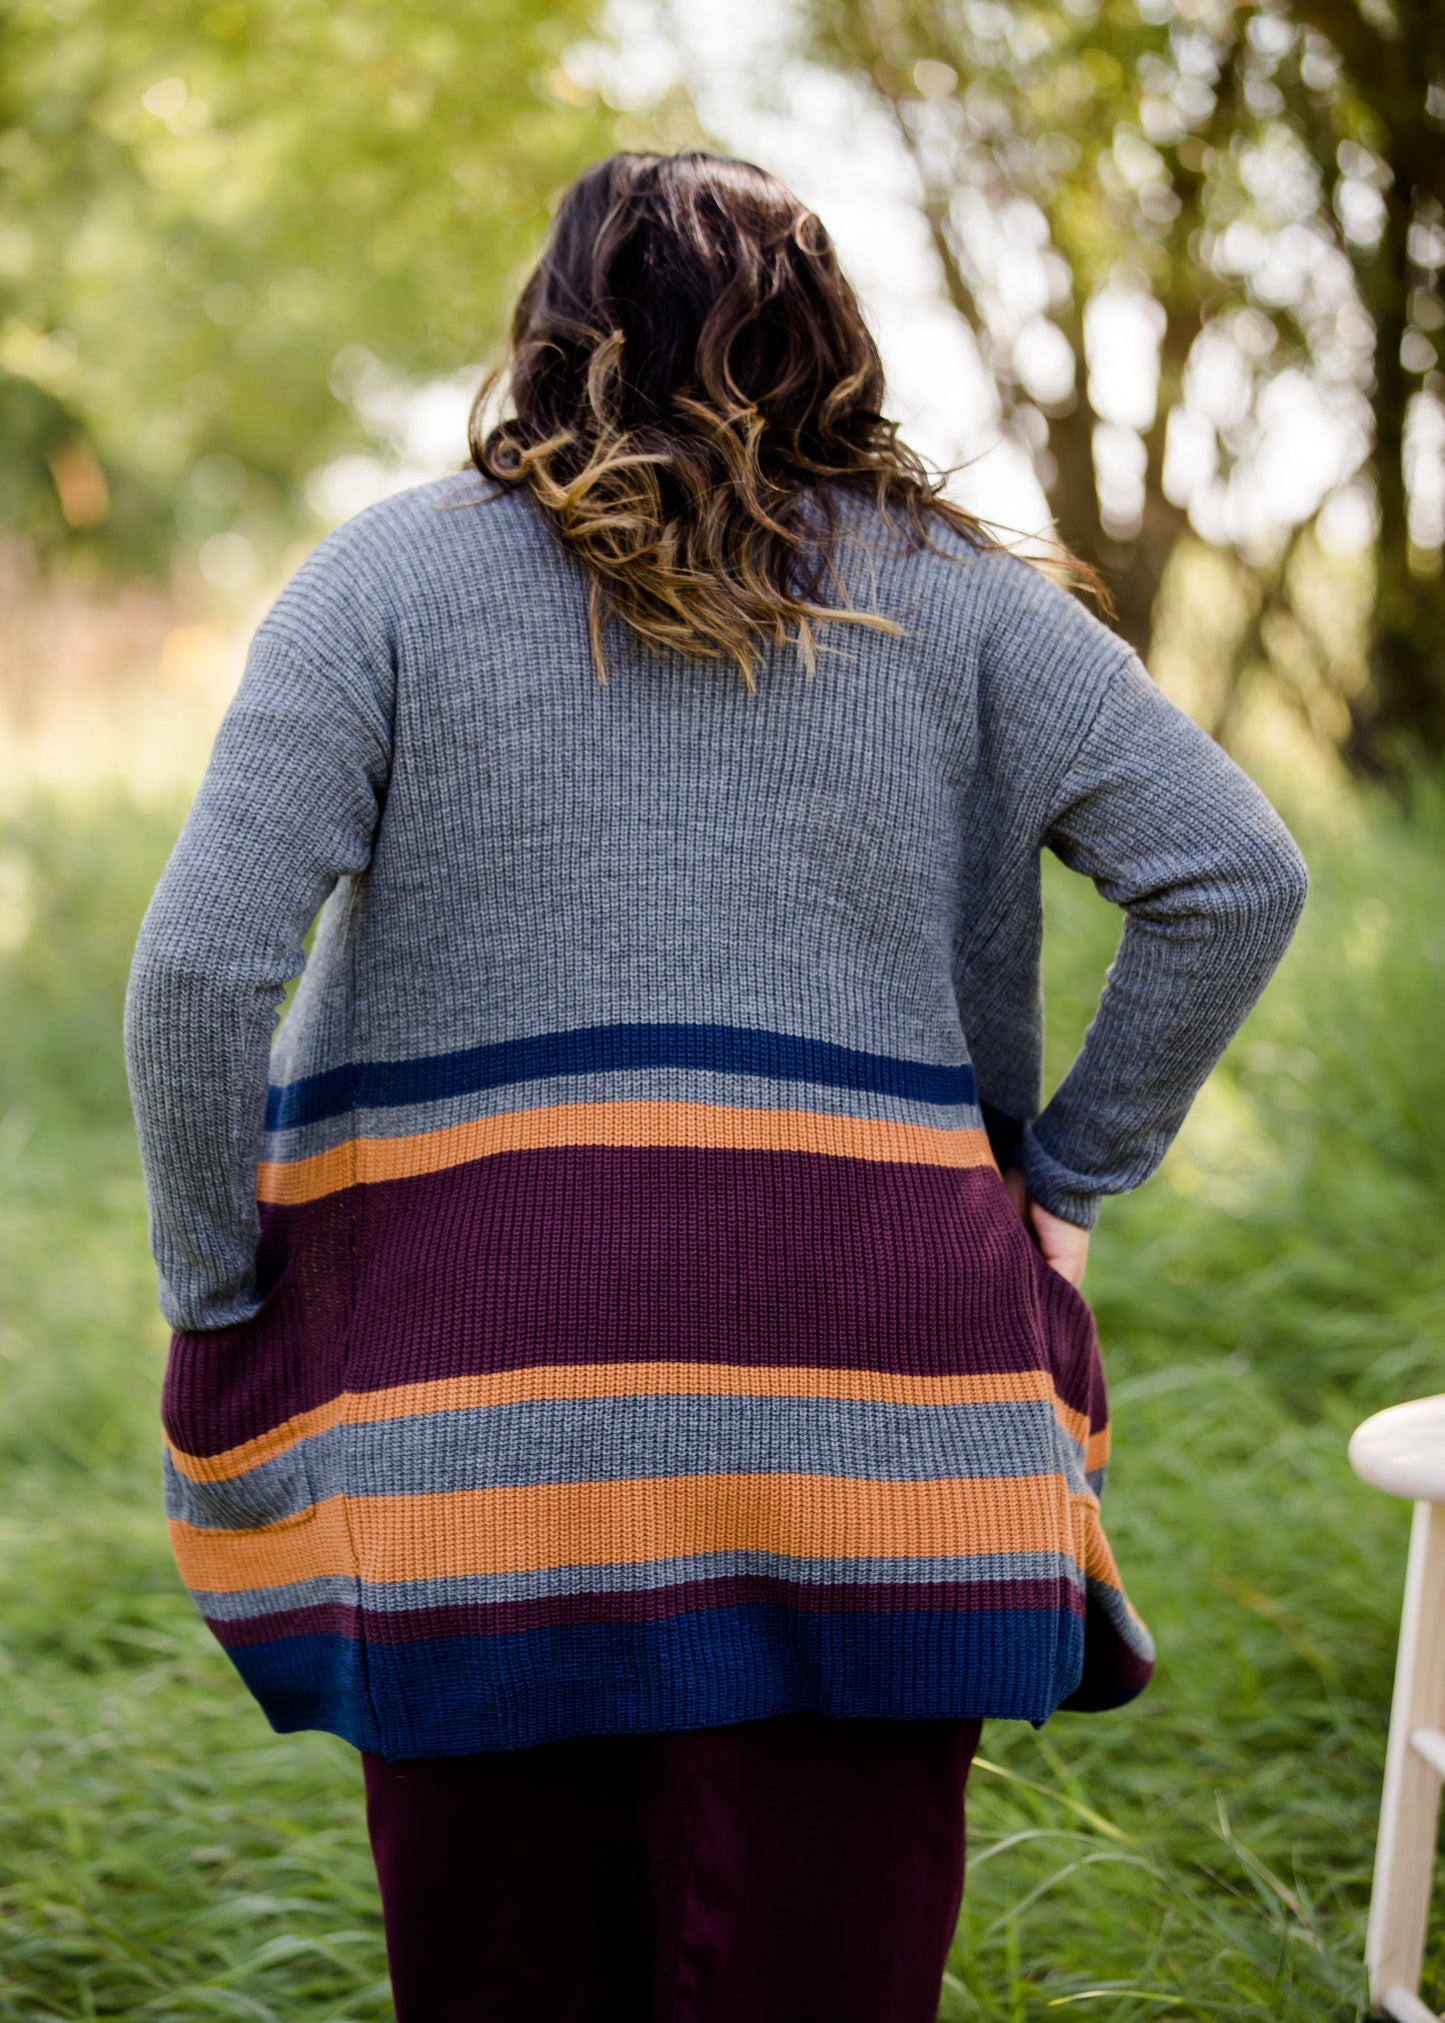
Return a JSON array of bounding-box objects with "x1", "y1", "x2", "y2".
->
[{"x1": 362, "y1": 1710, "x2": 985, "y2": 2023}]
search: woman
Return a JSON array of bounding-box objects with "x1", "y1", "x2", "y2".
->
[{"x1": 124, "y1": 151, "x2": 1308, "y2": 2021}]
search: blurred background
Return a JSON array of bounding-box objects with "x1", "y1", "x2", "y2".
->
[{"x1": 2, "y1": 0, "x2": 1444, "y2": 2016}]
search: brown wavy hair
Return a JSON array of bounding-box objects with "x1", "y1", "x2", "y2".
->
[{"x1": 458, "y1": 150, "x2": 1098, "y2": 687}]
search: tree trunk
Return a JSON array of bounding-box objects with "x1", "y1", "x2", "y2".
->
[{"x1": 1347, "y1": 182, "x2": 1445, "y2": 769}]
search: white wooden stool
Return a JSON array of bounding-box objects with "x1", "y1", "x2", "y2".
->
[{"x1": 1349, "y1": 1396, "x2": 1445, "y2": 2022}]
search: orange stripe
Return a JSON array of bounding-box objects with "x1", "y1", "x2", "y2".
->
[
  {"x1": 343, "y1": 1362, "x2": 1061, "y2": 1421},
  {"x1": 1085, "y1": 1427, "x2": 1109, "y2": 1474},
  {"x1": 1073, "y1": 1501, "x2": 1146, "y2": 1624},
  {"x1": 257, "y1": 1102, "x2": 995, "y2": 1206},
  {"x1": 168, "y1": 1472, "x2": 1108, "y2": 1594},
  {"x1": 165, "y1": 1363, "x2": 1093, "y2": 1483},
  {"x1": 171, "y1": 1494, "x2": 355, "y2": 1594}
]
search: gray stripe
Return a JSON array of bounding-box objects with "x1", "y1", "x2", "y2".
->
[
  {"x1": 262, "y1": 1066, "x2": 985, "y2": 1165},
  {"x1": 164, "y1": 1395, "x2": 1084, "y2": 1530},
  {"x1": 195, "y1": 1573, "x2": 363, "y2": 1619},
  {"x1": 191, "y1": 1548, "x2": 1087, "y2": 1621},
  {"x1": 163, "y1": 1445, "x2": 316, "y2": 1531},
  {"x1": 340, "y1": 1394, "x2": 1067, "y2": 1490}
]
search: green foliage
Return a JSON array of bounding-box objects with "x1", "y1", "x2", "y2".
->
[
  {"x1": 0, "y1": 796, "x2": 388, "y2": 2018},
  {"x1": 1, "y1": 0, "x2": 619, "y2": 572},
  {"x1": 804, "y1": 0, "x2": 1445, "y2": 759},
  {"x1": 1, "y1": 781, "x2": 1443, "y2": 2016}
]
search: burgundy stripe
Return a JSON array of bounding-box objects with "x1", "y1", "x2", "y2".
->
[
  {"x1": 205, "y1": 1575, "x2": 1088, "y2": 1649},
  {"x1": 164, "y1": 1145, "x2": 1103, "y2": 1458}
]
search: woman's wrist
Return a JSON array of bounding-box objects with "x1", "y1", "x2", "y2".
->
[{"x1": 1001, "y1": 1164, "x2": 1091, "y2": 1288}]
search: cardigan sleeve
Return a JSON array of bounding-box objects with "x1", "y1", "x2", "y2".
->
[
  {"x1": 1019, "y1": 641, "x2": 1309, "y2": 1229},
  {"x1": 123, "y1": 516, "x2": 397, "y2": 1332}
]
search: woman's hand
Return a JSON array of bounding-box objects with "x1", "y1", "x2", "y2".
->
[{"x1": 1001, "y1": 1166, "x2": 1090, "y2": 1289}]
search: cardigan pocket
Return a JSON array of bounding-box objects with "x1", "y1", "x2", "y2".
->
[
  {"x1": 159, "y1": 1255, "x2": 322, "y2": 1538},
  {"x1": 161, "y1": 1430, "x2": 319, "y2": 1536},
  {"x1": 1022, "y1": 1239, "x2": 1102, "y2": 1432}
]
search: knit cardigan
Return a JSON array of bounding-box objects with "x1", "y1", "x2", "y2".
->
[{"x1": 123, "y1": 474, "x2": 1308, "y2": 1759}]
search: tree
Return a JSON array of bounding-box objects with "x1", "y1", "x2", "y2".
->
[
  {"x1": 1, "y1": 0, "x2": 617, "y2": 578},
  {"x1": 804, "y1": 0, "x2": 1445, "y2": 769}
]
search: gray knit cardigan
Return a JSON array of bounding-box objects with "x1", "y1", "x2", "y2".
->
[{"x1": 121, "y1": 473, "x2": 1307, "y2": 1756}]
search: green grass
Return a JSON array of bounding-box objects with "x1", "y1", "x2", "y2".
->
[{"x1": 1, "y1": 779, "x2": 1443, "y2": 2019}]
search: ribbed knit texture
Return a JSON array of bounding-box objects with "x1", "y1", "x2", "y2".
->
[{"x1": 123, "y1": 474, "x2": 1307, "y2": 1757}]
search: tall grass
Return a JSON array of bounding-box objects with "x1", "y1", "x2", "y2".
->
[{"x1": 0, "y1": 777, "x2": 1441, "y2": 2019}]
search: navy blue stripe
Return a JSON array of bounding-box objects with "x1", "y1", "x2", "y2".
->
[
  {"x1": 227, "y1": 1605, "x2": 1082, "y2": 1753},
  {"x1": 265, "y1": 1024, "x2": 978, "y2": 1131}
]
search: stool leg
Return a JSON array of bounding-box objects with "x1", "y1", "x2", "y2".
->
[{"x1": 1367, "y1": 1499, "x2": 1445, "y2": 2016}]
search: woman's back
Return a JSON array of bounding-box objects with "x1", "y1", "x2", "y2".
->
[{"x1": 126, "y1": 465, "x2": 1302, "y2": 1757}]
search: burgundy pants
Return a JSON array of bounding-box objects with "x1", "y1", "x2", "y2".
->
[{"x1": 363, "y1": 1710, "x2": 984, "y2": 2023}]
